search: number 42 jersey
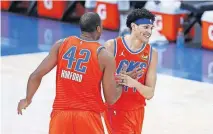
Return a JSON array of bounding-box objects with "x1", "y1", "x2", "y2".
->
[{"x1": 53, "y1": 36, "x2": 105, "y2": 113}]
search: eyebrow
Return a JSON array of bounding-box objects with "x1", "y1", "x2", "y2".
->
[{"x1": 141, "y1": 24, "x2": 153, "y2": 26}]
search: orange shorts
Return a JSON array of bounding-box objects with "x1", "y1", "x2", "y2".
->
[
  {"x1": 49, "y1": 110, "x2": 112, "y2": 134},
  {"x1": 107, "y1": 107, "x2": 145, "y2": 134}
]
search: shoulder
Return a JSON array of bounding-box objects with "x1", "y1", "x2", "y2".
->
[
  {"x1": 55, "y1": 38, "x2": 66, "y2": 45},
  {"x1": 98, "y1": 47, "x2": 115, "y2": 65},
  {"x1": 54, "y1": 38, "x2": 67, "y2": 48},
  {"x1": 151, "y1": 47, "x2": 158, "y2": 58},
  {"x1": 149, "y1": 47, "x2": 158, "y2": 65},
  {"x1": 104, "y1": 39, "x2": 115, "y2": 49},
  {"x1": 146, "y1": 44, "x2": 158, "y2": 58},
  {"x1": 104, "y1": 38, "x2": 119, "y2": 56}
]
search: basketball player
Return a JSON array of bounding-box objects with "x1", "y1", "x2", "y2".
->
[
  {"x1": 17, "y1": 12, "x2": 122, "y2": 134},
  {"x1": 104, "y1": 8, "x2": 158, "y2": 134}
]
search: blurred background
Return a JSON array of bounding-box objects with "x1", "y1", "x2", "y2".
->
[
  {"x1": 1, "y1": 0, "x2": 213, "y2": 134},
  {"x1": 1, "y1": 0, "x2": 213, "y2": 82}
]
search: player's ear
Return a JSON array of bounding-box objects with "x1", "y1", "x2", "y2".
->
[
  {"x1": 96, "y1": 25, "x2": 101, "y2": 33},
  {"x1": 131, "y1": 23, "x2": 137, "y2": 31}
]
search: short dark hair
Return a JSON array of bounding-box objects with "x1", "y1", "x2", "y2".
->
[
  {"x1": 79, "y1": 12, "x2": 101, "y2": 32},
  {"x1": 126, "y1": 8, "x2": 155, "y2": 30}
]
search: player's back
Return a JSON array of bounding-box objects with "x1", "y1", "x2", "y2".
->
[{"x1": 53, "y1": 36, "x2": 105, "y2": 113}]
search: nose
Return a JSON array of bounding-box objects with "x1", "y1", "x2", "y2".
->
[{"x1": 147, "y1": 28, "x2": 152, "y2": 35}]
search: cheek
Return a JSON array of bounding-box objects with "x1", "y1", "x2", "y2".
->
[{"x1": 139, "y1": 29, "x2": 146, "y2": 34}]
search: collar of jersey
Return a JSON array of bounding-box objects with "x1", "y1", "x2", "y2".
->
[
  {"x1": 121, "y1": 36, "x2": 146, "y2": 54},
  {"x1": 75, "y1": 36, "x2": 99, "y2": 42}
]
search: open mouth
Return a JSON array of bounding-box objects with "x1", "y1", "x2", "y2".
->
[{"x1": 142, "y1": 33, "x2": 150, "y2": 39}]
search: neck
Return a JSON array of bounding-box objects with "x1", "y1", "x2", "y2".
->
[
  {"x1": 80, "y1": 32, "x2": 96, "y2": 41},
  {"x1": 126, "y1": 34, "x2": 144, "y2": 51}
]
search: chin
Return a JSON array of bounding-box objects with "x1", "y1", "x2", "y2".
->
[
  {"x1": 141, "y1": 38, "x2": 149, "y2": 43},
  {"x1": 145, "y1": 40, "x2": 149, "y2": 44}
]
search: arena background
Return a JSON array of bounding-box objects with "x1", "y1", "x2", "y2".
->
[{"x1": 1, "y1": 0, "x2": 213, "y2": 134}]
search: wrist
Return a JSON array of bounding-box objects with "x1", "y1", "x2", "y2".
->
[
  {"x1": 25, "y1": 97, "x2": 32, "y2": 104},
  {"x1": 133, "y1": 79, "x2": 140, "y2": 88}
]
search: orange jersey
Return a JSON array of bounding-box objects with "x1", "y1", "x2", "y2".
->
[
  {"x1": 52, "y1": 36, "x2": 105, "y2": 113},
  {"x1": 111, "y1": 36, "x2": 152, "y2": 110}
]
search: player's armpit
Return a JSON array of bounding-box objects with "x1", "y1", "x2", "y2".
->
[{"x1": 98, "y1": 48, "x2": 121, "y2": 105}]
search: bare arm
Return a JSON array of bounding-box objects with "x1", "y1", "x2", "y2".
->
[
  {"x1": 25, "y1": 39, "x2": 63, "y2": 101},
  {"x1": 18, "y1": 39, "x2": 63, "y2": 115},
  {"x1": 98, "y1": 47, "x2": 122, "y2": 105},
  {"x1": 104, "y1": 39, "x2": 115, "y2": 56},
  {"x1": 117, "y1": 49, "x2": 158, "y2": 100}
]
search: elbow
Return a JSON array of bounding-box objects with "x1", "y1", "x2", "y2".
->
[
  {"x1": 106, "y1": 92, "x2": 121, "y2": 105},
  {"x1": 145, "y1": 92, "x2": 154, "y2": 100},
  {"x1": 30, "y1": 71, "x2": 42, "y2": 81},
  {"x1": 146, "y1": 95, "x2": 153, "y2": 100},
  {"x1": 106, "y1": 99, "x2": 117, "y2": 105},
  {"x1": 106, "y1": 96, "x2": 120, "y2": 105}
]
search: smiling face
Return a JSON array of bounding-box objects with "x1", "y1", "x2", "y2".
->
[
  {"x1": 126, "y1": 8, "x2": 155, "y2": 43},
  {"x1": 131, "y1": 23, "x2": 154, "y2": 43}
]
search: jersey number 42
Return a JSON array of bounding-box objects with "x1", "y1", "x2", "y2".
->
[{"x1": 62, "y1": 46, "x2": 91, "y2": 74}]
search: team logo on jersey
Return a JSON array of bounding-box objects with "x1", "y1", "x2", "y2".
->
[
  {"x1": 141, "y1": 52, "x2": 149, "y2": 61},
  {"x1": 119, "y1": 50, "x2": 125, "y2": 57},
  {"x1": 116, "y1": 60, "x2": 147, "y2": 92}
]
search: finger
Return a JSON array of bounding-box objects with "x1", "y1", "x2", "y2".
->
[
  {"x1": 121, "y1": 64, "x2": 128, "y2": 74},
  {"x1": 18, "y1": 106, "x2": 22, "y2": 115},
  {"x1": 132, "y1": 73, "x2": 137, "y2": 79},
  {"x1": 18, "y1": 105, "x2": 24, "y2": 115},
  {"x1": 136, "y1": 70, "x2": 143, "y2": 75},
  {"x1": 120, "y1": 70, "x2": 126, "y2": 75},
  {"x1": 126, "y1": 70, "x2": 134, "y2": 75},
  {"x1": 119, "y1": 81, "x2": 127, "y2": 86},
  {"x1": 115, "y1": 79, "x2": 123, "y2": 83},
  {"x1": 122, "y1": 63, "x2": 128, "y2": 71},
  {"x1": 17, "y1": 102, "x2": 26, "y2": 115},
  {"x1": 116, "y1": 74, "x2": 126, "y2": 79},
  {"x1": 133, "y1": 66, "x2": 140, "y2": 72},
  {"x1": 18, "y1": 109, "x2": 22, "y2": 115},
  {"x1": 128, "y1": 71, "x2": 137, "y2": 76},
  {"x1": 17, "y1": 102, "x2": 21, "y2": 115},
  {"x1": 119, "y1": 74, "x2": 128, "y2": 78},
  {"x1": 115, "y1": 75, "x2": 122, "y2": 80},
  {"x1": 20, "y1": 109, "x2": 23, "y2": 115}
]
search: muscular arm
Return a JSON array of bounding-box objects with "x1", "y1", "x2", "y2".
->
[
  {"x1": 25, "y1": 39, "x2": 63, "y2": 102},
  {"x1": 98, "y1": 47, "x2": 122, "y2": 105},
  {"x1": 133, "y1": 49, "x2": 158, "y2": 100}
]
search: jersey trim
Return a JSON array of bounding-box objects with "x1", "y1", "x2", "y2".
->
[
  {"x1": 113, "y1": 39, "x2": 117, "y2": 57},
  {"x1": 148, "y1": 46, "x2": 153, "y2": 66},
  {"x1": 74, "y1": 36, "x2": 99, "y2": 43},
  {"x1": 58, "y1": 38, "x2": 67, "y2": 57},
  {"x1": 100, "y1": 113, "x2": 109, "y2": 134},
  {"x1": 97, "y1": 46, "x2": 105, "y2": 55},
  {"x1": 121, "y1": 36, "x2": 146, "y2": 54}
]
